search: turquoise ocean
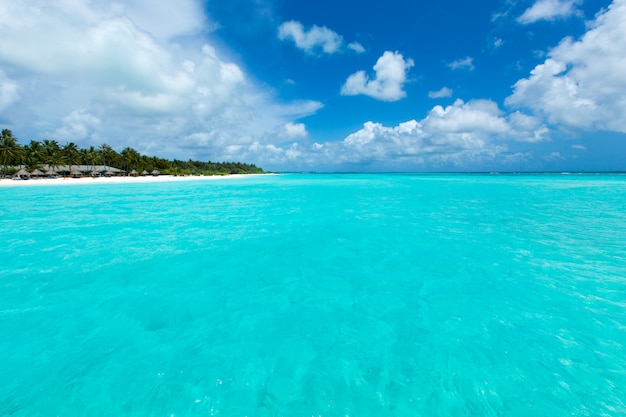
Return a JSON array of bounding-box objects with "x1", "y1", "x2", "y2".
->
[{"x1": 1, "y1": 173, "x2": 626, "y2": 416}]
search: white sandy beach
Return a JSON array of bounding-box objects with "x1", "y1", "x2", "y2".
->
[{"x1": 0, "y1": 174, "x2": 267, "y2": 187}]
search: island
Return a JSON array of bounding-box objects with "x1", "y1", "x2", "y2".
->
[{"x1": 0, "y1": 128, "x2": 264, "y2": 180}]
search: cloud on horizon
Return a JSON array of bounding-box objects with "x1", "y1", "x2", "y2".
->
[{"x1": 226, "y1": 99, "x2": 547, "y2": 170}]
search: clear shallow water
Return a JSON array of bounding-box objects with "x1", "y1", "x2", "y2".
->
[{"x1": 1, "y1": 173, "x2": 626, "y2": 417}]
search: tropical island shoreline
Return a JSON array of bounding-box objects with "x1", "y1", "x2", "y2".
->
[
  {"x1": 0, "y1": 173, "x2": 271, "y2": 188},
  {"x1": 1, "y1": 128, "x2": 267, "y2": 181}
]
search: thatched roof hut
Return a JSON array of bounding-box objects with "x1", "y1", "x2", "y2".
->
[
  {"x1": 70, "y1": 167, "x2": 83, "y2": 178},
  {"x1": 14, "y1": 168, "x2": 30, "y2": 178},
  {"x1": 141, "y1": 170, "x2": 149, "y2": 176},
  {"x1": 151, "y1": 169, "x2": 160, "y2": 176},
  {"x1": 53, "y1": 165, "x2": 70, "y2": 175},
  {"x1": 30, "y1": 168, "x2": 45, "y2": 177},
  {"x1": 129, "y1": 169, "x2": 138, "y2": 176}
]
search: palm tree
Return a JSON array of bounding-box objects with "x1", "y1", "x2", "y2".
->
[
  {"x1": 86, "y1": 146, "x2": 99, "y2": 174},
  {"x1": 121, "y1": 147, "x2": 141, "y2": 173},
  {"x1": 99, "y1": 143, "x2": 112, "y2": 168},
  {"x1": 47, "y1": 150, "x2": 66, "y2": 175},
  {"x1": 0, "y1": 129, "x2": 23, "y2": 179},
  {"x1": 25, "y1": 140, "x2": 44, "y2": 163},
  {"x1": 24, "y1": 157, "x2": 42, "y2": 173},
  {"x1": 42, "y1": 139, "x2": 61, "y2": 156},
  {"x1": 41, "y1": 139, "x2": 62, "y2": 173},
  {"x1": 120, "y1": 148, "x2": 129, "y2": 174},
  {"x1": 63, "y1": 142, "x2": 80, "y2": 177}
]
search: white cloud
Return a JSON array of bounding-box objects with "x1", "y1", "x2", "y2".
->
[
  {"x1": 572, "y1": 144, "x2": 587, "y2": 150},
  {"x1": 428, "y1": 86, "x2": 453, "y2": 99},
  {"x1": 518, "y1": 0, "x2": 582, "y2": 24},
  {"x1": 544, "y1": 151, "x2": 565, "y2": 160},
  {"x1": 269, "y1": 100, "x2": 324, "y2": 119},
  {"x1": 121, "y1": 0, "x2": 206, "y2": 40},
  {"x1": 0, "y1": 0, "x2": 322, "y2": 161},
  {"x1": 348, "y1": 42, "x2": 366, "y2": 53},
  {"x1": 507, "y1": 111, "x2": 551, "y2": 142},
  {"x1": 285, "y1": 143, "x2": 302, "y2": 160},
  {"x1": 0, "y1": 70, "x2": 19, "y2": 111},
  {"x1": 278, "y1": 21, "x2": 343, "y2": 54},
  {"x1": 53, "y1": 109, "x2": 101, "y2": 142},
  {"x1": 272, "y1": 99, "x2": 548, "y2": 169},
  {"x1": 155, "y1": 98, "x2": 546, "y2": 170},
  {"x1": 507, "y1": 0, "x2": 626, "y2": 133},
  {"x1": 423, "y1": 99, "x2": 510, "y2": 135},
  {"x1": 282, "y1": 122, "x2": 308, "y2": 139},
  {"x1": 341, "y1": 51, "x2": 414, "y2": 101},
  {"x1": 448, "y1": 56, "x2": 475, "y2": 71}
]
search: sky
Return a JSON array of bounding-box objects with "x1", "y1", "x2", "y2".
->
[{"x1": 1, "y1": 0, "x2": 625, "y2": 172}]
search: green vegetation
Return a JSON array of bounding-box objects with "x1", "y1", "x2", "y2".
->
[{"x1": 0, "y1": 128, "x2": 264, "y2": 177}]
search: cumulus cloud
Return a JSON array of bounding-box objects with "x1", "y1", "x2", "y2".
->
[
  {"x1": 152, "y1": 98, "x2": 546, "y2": 170},
  {"x1": 507, "y1": 111, "x2": 551, "y2": 142},
  {"x1": 447, "y1": 56, "x2": 475, "y2": 71},
  {"x1": 341, "y1": 51, "x2": 414, "y2": 101},
  {"x1": 282, "y1": 122, "x2": 308, "y2": 139},
  {"x1": 278, "y1": 99, "x2": 547, "y2": 169},
  {"x1": 517, "y1": 0, "x2": 582, "y2": 24},
  {"x1": 348, "y1": 42, "x2": 366, "y2": 53},
  {"x1": 507, "y1": 0, "x2": 626, "y2": 133},
  {"x1": 278, "y1": 21, "x2": 343, "y2": 54},
  {"x1": 423, "y1": 99, "x2": 509, "y2": 135},
  {"x1": 428, "y1": 86, "x2": 453, "y2": 99},
  {"x1": 0, "y1": 0, "x2": 321, "y2": 161}
]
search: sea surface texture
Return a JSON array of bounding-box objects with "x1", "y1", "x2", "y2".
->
[{"x1": 1, "y1": 173, "x2": 626, "y2": 417}]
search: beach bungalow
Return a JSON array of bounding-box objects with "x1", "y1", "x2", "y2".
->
[
  {"x1": 141, "y1": 170, "x2": 149, "y2": 176},
  {"x1": 152, "y1": 169, "x2": 160, "y2": 176},
  {"x1": 30, "y1": 168, "x2": 45, "y2": 178},
  {"x1": 13, "y1": 168, "x2": 30, "y2": 179},
  {"x1": 129, "y1": 169, "x2": 138, "y2": 177},
  {"x1": 51, "y1": 165, "x2": 69, "y2": 178},
  {"x1": 8, "y1": 164, "x2": 127, "y2": 178},
  {"x1": 44, "y1": 167, "x2": 57, "y2": 178}
]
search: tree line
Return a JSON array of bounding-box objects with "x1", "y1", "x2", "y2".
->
[{"x1": 0, "y1": 128, "x2": 264, "y2": 177}]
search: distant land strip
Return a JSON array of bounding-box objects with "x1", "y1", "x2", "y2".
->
[{"x1": 0, "y1": 128, "x2": 264, "y2": 179}]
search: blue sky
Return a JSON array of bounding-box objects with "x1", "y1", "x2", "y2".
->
[{"x1": 1, "y1": 0, "x2": 625, "y2": 171}]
